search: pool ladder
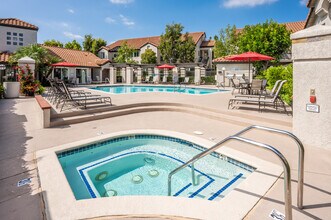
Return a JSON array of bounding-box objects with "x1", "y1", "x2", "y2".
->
[
  {"x1": 173, "y1": 84, "x2": 187, "y2": 93},
  {"x1": 167, "y1": 125, "x2": 305, "y2": 220}
]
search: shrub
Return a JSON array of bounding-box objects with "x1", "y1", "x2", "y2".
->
[
  {"x1": 18, "y1": 65, "x2": 42, "y2": 96},
  {"x1": 36, "y1": 83, "x2": 45, "y2": 95},
  {"x1": 201, "y1": 76, "x2": 216, "y2": 85},
  {"x1": 0, "y1": 84, "x2": 4, "y2": 99},
  {"x1": 261, "y1": 64, "x2": 293, "y2": 105}
]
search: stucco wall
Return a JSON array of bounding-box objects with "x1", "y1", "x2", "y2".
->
[
  {"x1": 0, "y1": 26, "x2": 37, "y2": 53},
  {"x1": 98, "y1": 49, "x2": 109, "y2": 59},
  {"x1": 291, "y1": 25, "x2": 331, "y2": 149}
]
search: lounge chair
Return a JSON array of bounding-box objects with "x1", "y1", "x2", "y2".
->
[
  {"x1": 57, "y1": 81, "x2": 111, "y2": 111},
  {"x1": 180, "y1": 77, "x2": 190, "y2": 85},
  {"x1": 142, "y1": 76, "x2": 152, "y2": 83},
  {"x1": 228, "y1": 80, "x2": 288, "y2": 114}
]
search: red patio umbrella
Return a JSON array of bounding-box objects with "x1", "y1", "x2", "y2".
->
[
  {"x1": 157, "y1": 64, "x2": 175, "y2": 70},
  {"x1": 52, "y1": 61, "x2": 78, "y2": 67},
  {"x1": 225, "y1": 52, "x2": 274, "y2": 82}
]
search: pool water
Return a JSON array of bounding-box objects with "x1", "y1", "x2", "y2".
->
[
  {"x1": 91, "y1": 85, "x2": 224, "y2": 95},
  {"x1": 58, "y1": 135, "x2": 254, "y2": 201}
]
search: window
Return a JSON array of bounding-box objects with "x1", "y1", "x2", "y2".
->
[
  {"x1": 7, "y1": 32, "x2": 11, "y2": 35},
  {"x1": 13, "y1": 37, "x2": 18, "y2": 41},
  {"x1": 147, "y1": 45, "x2": 150, "y2": 49},
  {"x1": 19, "y1": 38, "x2": 23, "y2": 41},
  {"x1": 7, "y1": 36, "x2": 11, "y2": 40},
  {"x1": 19, "y1": 42, "x2": 23, "y2": 46},
  {"x1": 13, "y1": 42, "x2": 17, "y2": 45},
  {"x1": 13, "y1": 32, "x2": 17, "y2": 36},
  {"x1": 6, "y1": 41, "x2": 11, "y2": 45},
  {"x1": 19, "y1": 33, "x2": 23, "y2": 37},
  {"x1": 133, "y1": 51, "x2": 140, "y2": 57},
  {"x1": 100, "y1": 52, "x2": 105, "y2": 59}
]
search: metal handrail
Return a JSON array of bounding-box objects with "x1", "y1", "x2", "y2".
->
[
  {"x1": 232, "y1": 125, "x2": 305, "y2": 209},
  {"x1": 168, "y1": 135, "x2": 293, "y2": 220}
]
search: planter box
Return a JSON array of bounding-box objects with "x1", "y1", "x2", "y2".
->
[{"x1": 3, "y1": 82, "x2": 20, "y2": 98}]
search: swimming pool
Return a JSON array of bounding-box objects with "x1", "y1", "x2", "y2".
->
[
  {"x1": 91, "y1": 85, "x2": 224, "y2": 95},
  {"x1": 58, "y1": 134, "x2": 254, "y2": 201}
]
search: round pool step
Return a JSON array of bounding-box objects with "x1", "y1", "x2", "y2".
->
[
  {"x1": 132, "y1": 175, "x2": 143, "y2": 184},
  {"x1": 148, "y1": 169, "x2": 159, "y2": 177}
]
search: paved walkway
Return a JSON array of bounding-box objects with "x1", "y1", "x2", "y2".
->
[{"x1": 0, "y1": 92, "x2": 330, "y2": 219}]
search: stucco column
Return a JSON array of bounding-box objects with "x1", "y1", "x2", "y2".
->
[
  {"x1": 194, "y1": 66, "x2": 201, "y2": 85},
  {"x1": 121, "y1": 67, "x2": 126, "y2": 83},
  {"x1": 137, "y1": 67, "x2": 142, "y2": 83},
  {"x1": 180, "y1": 67, "x2": 186, "y2": 77},
  {"x1": 109, "y1": 67, "x2": 116, "y2": 84},
  {"x1": 154, "y1": 68, "x2": 160, "y2": 83},
  {"x1": 126, "y1": 67, "x2": 133, "y2": 84},
  {"x1": 173, "y1": 67, "x2": 179, "y2": 84},
  {"x1": 200, "y1": 67, "x2": 206, "y2": 77},
  {"x1": 164, "y1": 69, "x2": 169, "y2": 77},
  {"x1": 291, "y1": 25, "x2": 331, "y2": 148}
]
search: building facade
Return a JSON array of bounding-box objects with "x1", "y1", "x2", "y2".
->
[
  {"x1": 98, "y1": 32, "x2": 215, "y2": 68},
  {"x1": 305, "y1": 0, "x2": 331, "y2": 27},
  {"x1": 0, "y1": 18, "x2": 38, "y2": 53}
]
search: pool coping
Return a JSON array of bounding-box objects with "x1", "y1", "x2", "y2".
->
[
  {"x1": 36, "y1": 130, "x2": 283, "y2": 220},
  {"x1": 87, "y1": 84, "x2": 231, "y2": 96}
]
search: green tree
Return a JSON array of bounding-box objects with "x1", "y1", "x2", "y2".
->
[
  {"x1": 178, "y1": 33, "x2": 195, "y2": 63},
  {"x1": 64, "y1": 40, "x2": 82, "y2": 50},
  {"x1": 238, "y1": 20, "x2": 291, "y2": 61},
  {"x1": 213, "y1": 25, "x2": 240, "y2": 58},
  {"x1": 9, "y1": 44, "x2": 61, "y2": 82},
  {"x1": 114, "y1": 41, "x2": 136, "y2": 64},
  {"x1": 43, "y1": 39, "x2": 63, "y2": 47},
  {"x1": 260, "y1": 64, "x2": 293, "y2": 105},
  {"x1": 159, "y1": 23, "x2": 184, "y2": 63},
  {"x1": 83, "y1": 34, "x2": 93, "y2": 52},
  {"x1": 141, "y1": 49, "x2": 157, "y2": 64},
  {"x1": 91, "y1": 38, "x2": 107, "y2": 55}
]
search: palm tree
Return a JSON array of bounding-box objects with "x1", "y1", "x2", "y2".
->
[{"x1": 9, "y1": 44, "x2": 61, "y2": 82}]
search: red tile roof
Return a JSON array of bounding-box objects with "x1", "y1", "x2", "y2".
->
[
  {"x1": 43, "y1": 46, "x2": 108, "y2": 68},
  {"x1": 237, "y1": 21, "x2": 305, "y2": 34},
  {"x1": 0, "y1": 52, "x2": 11, "y2": 63},
  {"x1": 283, "y1": 21, "x2": 306, "y2": 33},
  {"x1": 200, "y1": 40, "x2": 215, "y2": 47},
  {"x1": 0, "y1": 18, "x2": 38, "y2": 31},
  {"x1": 105, "y1": 32, "x2": 205, "y2": 51}
]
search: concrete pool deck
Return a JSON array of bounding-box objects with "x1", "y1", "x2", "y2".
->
[{"x1": 0, "y1": 89, "x2": 330, "y2": 219}]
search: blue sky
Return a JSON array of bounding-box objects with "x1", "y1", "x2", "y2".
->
[{"x1": 0, "y1": 0, "x2": 309, "y2": 45}]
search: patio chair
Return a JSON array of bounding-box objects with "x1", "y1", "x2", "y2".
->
[
  {"x1": 180, "y1": 77, "x2": 190, "y2": 85},
  {"x1": 230, "y1": 78, "x2": 249, "y2": 95},
  {"x1": 228, "y1": 80, "x2": 288, "y2": 114},
  {"x1": 250, "y1": 79, "x2": 263, "y2": 95},
  {"x1": 234, "y1": 80, "x2": 281, "y2": 99}
]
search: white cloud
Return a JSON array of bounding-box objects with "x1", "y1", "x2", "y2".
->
[
  {"x1": 60, "y1": 22, "x2": 69, "y2": 28},
  {"x1": 119, "y1": 14, "x2": 135, "y2": 26},
  {"x1": 299, "y1": 0, "x2": 308, "y2": 6},
  {"x1": 63, "y1": 32, "x2": 83, "y2": 40},
  {"x1": 110, "y1": 0, "x2": 134, "y2": 4},
  {"x1": 67, "y1": 9, "x2": 75, "y2": 14},
  {"x1": 223, "y1": 0, "x2": 278, "y2": 8},
  {"x1": 105, "y1": 17, "x2": 116, "y2": 24}
]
